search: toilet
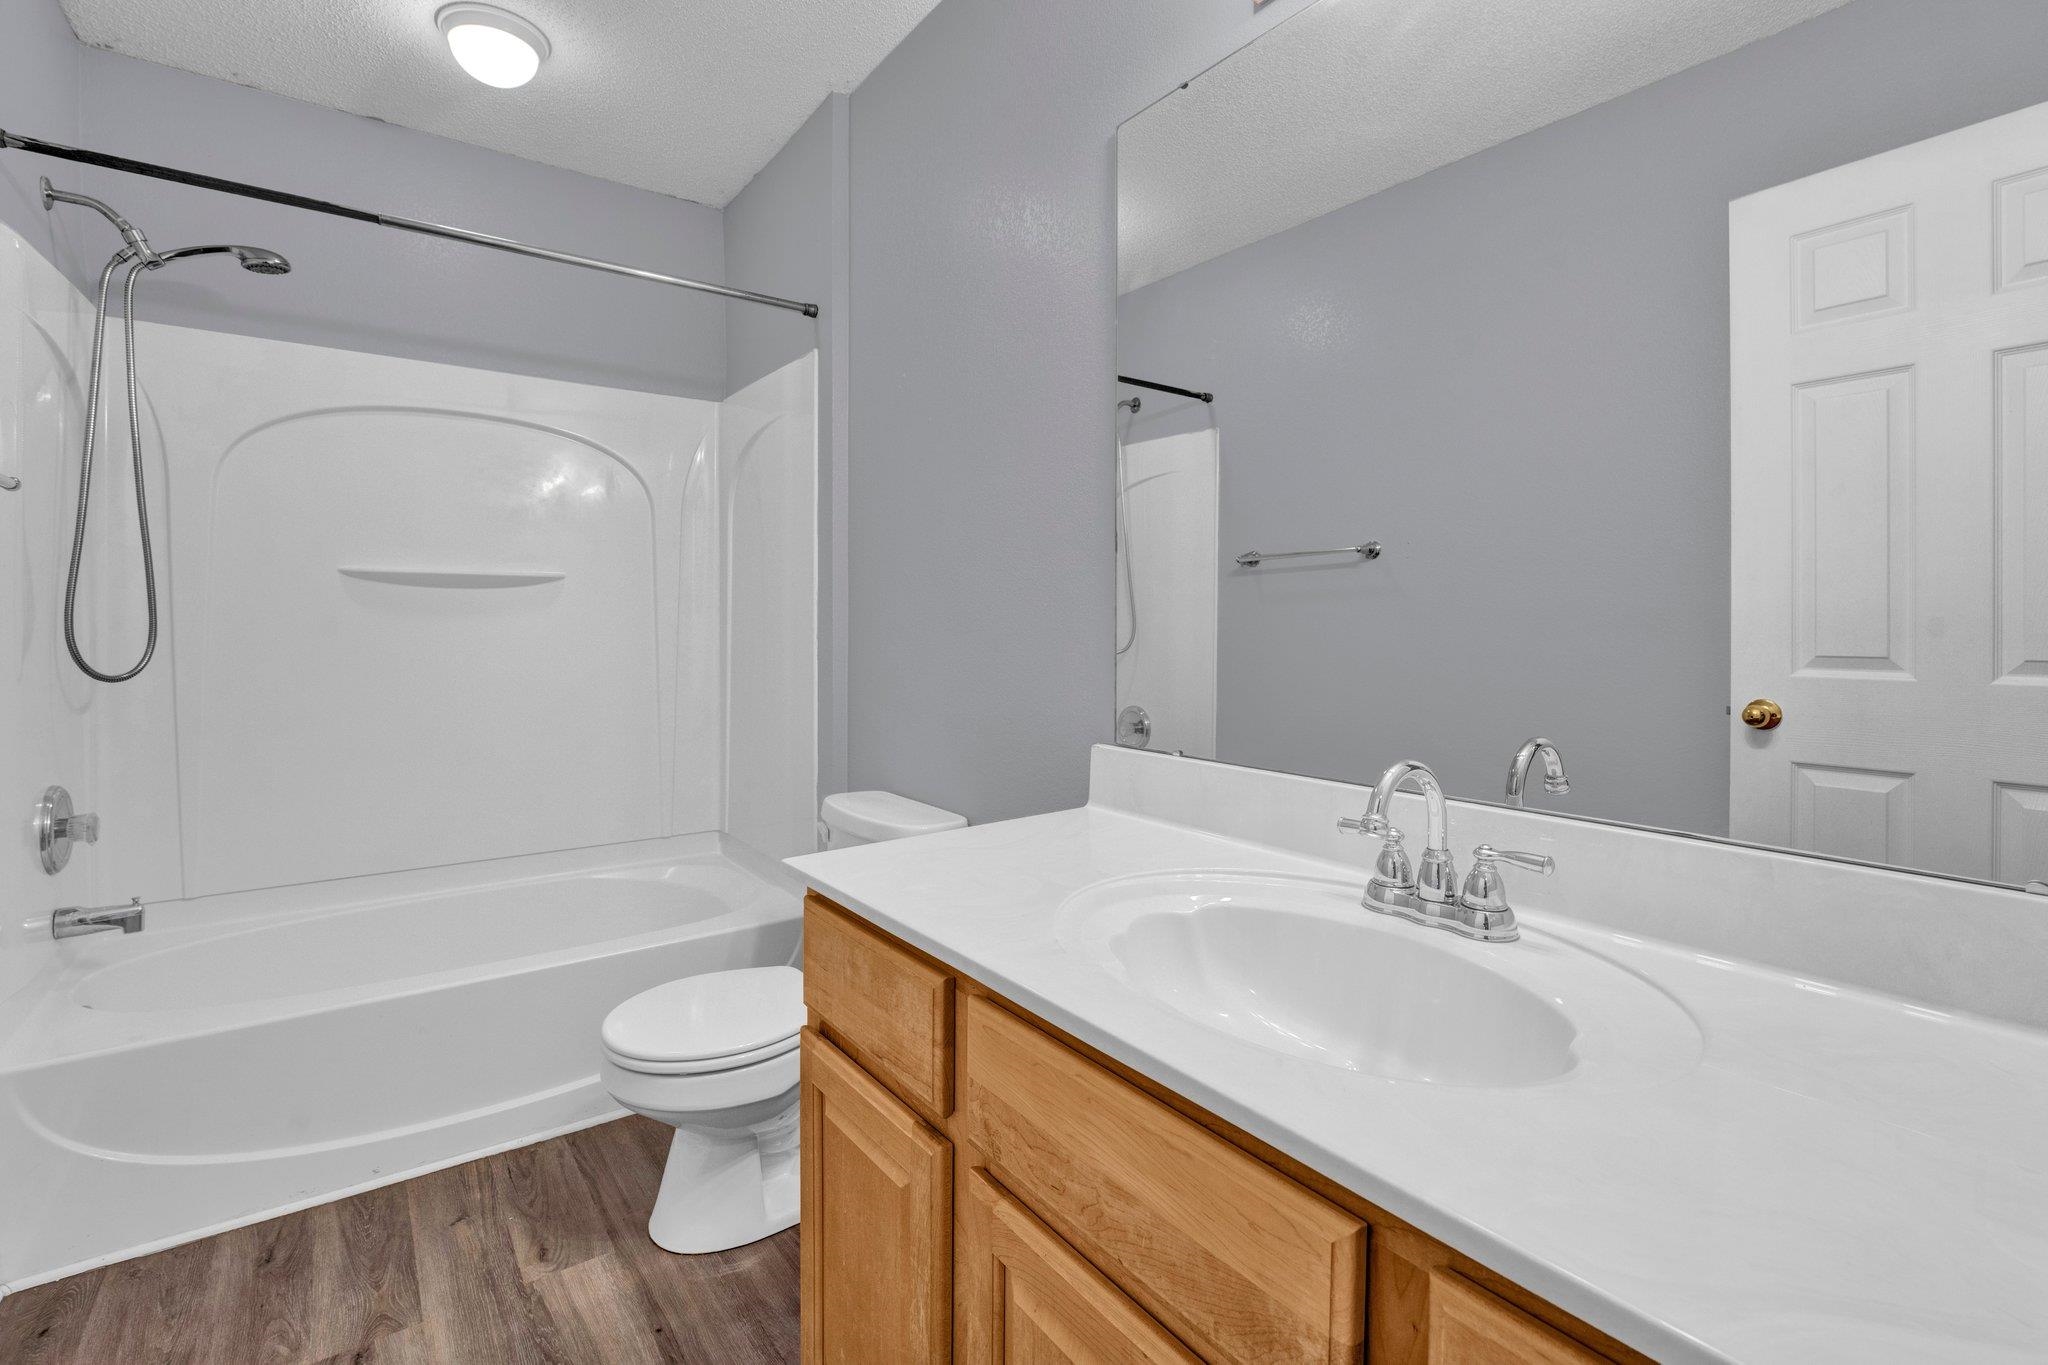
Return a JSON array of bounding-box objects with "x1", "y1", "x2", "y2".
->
[
  {"x1": 817, "y1": 789, "x2": 969, "y2": 850},
  {"x1": 600, "y1": 791, "x2": 966, "y2": 1254}
]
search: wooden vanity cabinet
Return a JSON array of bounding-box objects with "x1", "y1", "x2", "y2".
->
[{"x1": 799, "y1": 893, "x2": 1645, "y2": 1365}]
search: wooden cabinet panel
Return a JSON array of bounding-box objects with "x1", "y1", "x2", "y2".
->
[
  {"x1": 1426, "y1": 1271, "x2": 1605, "y2": 1365},
  {"x1": 805, "y1": 895, "x2": 954, "y2": 1123},
  {"x1": 958, "y1": 1170, "x2": 1199, "y2": 1365},
  {"x1": 957, "y1": 995, "x2": 1366, "y2": 1364},
  {"x1": 800, "y1": 1030, "x2": 952, "y2": 1365}
]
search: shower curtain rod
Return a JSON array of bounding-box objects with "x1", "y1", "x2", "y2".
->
[
  {"x1": 1117, "y1": 374, "x2": 1213, "y2": 403},
  {"x1": 0, "y1": 129, "x2": 820, "y2": 318}
]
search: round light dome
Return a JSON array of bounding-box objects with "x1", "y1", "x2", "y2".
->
[{"x1": 436, "y1": 4, "x2": 550, "y2": 89}]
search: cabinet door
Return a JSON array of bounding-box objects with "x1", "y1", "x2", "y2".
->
[
  {"x1": 959, "y1": 1171, "x2": 1198, "y2": 1364},
  {"x1": 1426, "y1": 1271, "x2": 1605, "y2": 1365},
  {"x1": 801, "y1": 1030, "x2": 953, "y2": 1364}
]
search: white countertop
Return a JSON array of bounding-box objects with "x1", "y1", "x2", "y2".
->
[{"x1": 790, "y1": 782, "x2": 2048, "y2": 1363}]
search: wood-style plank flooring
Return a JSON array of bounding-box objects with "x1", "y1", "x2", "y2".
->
[{"x1": 0, "y1": 1117, "x2": 799, "y2": 1365}]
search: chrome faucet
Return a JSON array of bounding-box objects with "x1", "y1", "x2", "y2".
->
[
  {"x1": 1505, "y1": 738, "x2": 1570, "y2": 807},
  {"x1": 52, "y1": 897, "x2": 144, "y2": 940},
  {"x1": 1339, "y1": 760, "x2": 1458, "y2": 911},
  {"x1": 1339, "y1": 759, "x2": 1552, "y2": 942}
]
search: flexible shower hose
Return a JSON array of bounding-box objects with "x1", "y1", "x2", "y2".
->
[{"x1": 64, "y1": 251, "x2": 158, "y2": 683}]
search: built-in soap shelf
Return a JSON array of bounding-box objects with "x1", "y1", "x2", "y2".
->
[{"x1": 337, "y1": 567, "x2": 566, "y2": 589}]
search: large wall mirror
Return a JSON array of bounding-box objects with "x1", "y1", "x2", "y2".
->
[{"x1": 1115, "y1": 0, "x2": 2048, "y2": 890}]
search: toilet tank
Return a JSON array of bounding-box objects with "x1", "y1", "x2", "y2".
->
[{"x1": 818, "y1": 791, "x2": 966, "y2": 850}]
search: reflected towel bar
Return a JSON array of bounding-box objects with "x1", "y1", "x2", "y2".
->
[{"x1": 1235, "y1": 542, "x2": 1382, "y2": 567}]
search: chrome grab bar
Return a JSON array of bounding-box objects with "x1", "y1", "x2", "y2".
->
[{"x1": 1235, "y1": 541, "x2": 1382, "y2": 568}]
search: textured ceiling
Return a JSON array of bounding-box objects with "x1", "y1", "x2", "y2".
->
[
  {"x1": 1119, "y1": 0, "x2": 1853, "y2": 293},
  {"x1": 58, "y1": 0, "x2": 945, "y2": 206}
]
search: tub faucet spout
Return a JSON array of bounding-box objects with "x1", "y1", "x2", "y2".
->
[{"x1": 53, "y1": 897, "x2": 144, "y2": 940}]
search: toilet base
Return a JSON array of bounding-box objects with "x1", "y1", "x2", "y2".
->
[{"x1": 647, "y1": 1106, "x2": 801, "y2": 1255}]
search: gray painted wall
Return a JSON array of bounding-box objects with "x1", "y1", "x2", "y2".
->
[
  {"x1": 0, "y1": 0, "x2": 82, "y2": 263},
  {"x1": 7, "y1": 0, "x2": 725, "y2": 397},
  {"x1": 1117, "y1": 0, "x2": 2048, "y2": 836},
  {"x1": 724, "y1": 94, "x2": 851, "y2": 804},
  {"x1": 725, "y1": 96, "x2": 838, "y2": 398},
  {"x1": 846, "y1": 0, "x2": 1317, "y2": 825}
]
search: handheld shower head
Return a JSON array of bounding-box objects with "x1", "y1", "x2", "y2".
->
[
  {"x1": 44, "y1": 196, "x2": 290, "y2": 685},
  {"x1": 38, "y1": 180, "x2": 291, "y2": 277},
  {"x1": 153, "y1": 243, "x2": 292, "y2": 275}
]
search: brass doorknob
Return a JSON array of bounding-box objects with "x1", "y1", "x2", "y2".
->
[{"x1": 1740, "y1": 698, "x2": 1784, "y2": 731}]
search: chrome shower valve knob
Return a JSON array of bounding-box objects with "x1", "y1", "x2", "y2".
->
[{"x1": 34, "y1": 785, "x2": 99, "y2": 875}]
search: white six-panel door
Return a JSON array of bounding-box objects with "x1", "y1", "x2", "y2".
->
[{"x1": 1730, "y1": 100, "x2": 2048, "y2": 883}]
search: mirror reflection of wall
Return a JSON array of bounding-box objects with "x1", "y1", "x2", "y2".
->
[{"x1": 1116, "y1": 0, "x2": 2048, "y2": 888}]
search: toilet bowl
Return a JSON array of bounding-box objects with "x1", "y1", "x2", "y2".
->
[
  {"x1": 599, "y1": 965, "x2": 805, "y2": 1254},
  {"x1": 603, "y1": 791, "x2": 964, "y2": 1254}
]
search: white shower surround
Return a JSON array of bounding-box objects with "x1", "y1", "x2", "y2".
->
[
  {"x1": 94, "y1": 322, "x2": 725, "y2": 901},
  {"x1": 724, "y1": 354, "x2": 821, "y2": 860},
  {"x1": 0, "y1": 223, "x2": 819, "y2": 1286},
  {"x1": 1115, "y1": 426, "x2": 1218, "y2": 758},
  {"x1": 0, "y1": 224, "x2": 97, "y2": 1009}
]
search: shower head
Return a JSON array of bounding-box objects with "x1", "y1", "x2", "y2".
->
[
  {"x1": 153, "y1": 244, "x2": 292, "y2": 275},
  {"x1": 236, "y1": 249, "x2": 292, "y2": 276},
  {"x1": 1118, "y1": 396, "x2": 1142, "y2": 414}
]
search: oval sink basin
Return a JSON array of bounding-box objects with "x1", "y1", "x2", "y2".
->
[{"x1": 1057, "y1": 871, "x2": 1700, "y2": 1089}]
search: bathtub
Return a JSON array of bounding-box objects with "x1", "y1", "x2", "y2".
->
[{"x1": 0, "y1": 836, "x2": 800, "y2": 1291}]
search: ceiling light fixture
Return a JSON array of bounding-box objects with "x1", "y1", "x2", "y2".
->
[{"x1": 436, "y1": 4, "x2": 550, "y2": 89}]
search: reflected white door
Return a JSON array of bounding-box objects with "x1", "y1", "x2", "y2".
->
[{"x1": 1730, "y1": 99, "x2": 2048, "y2": 882}]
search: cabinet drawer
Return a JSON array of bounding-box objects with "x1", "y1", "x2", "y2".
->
[
  {"x1": 805, "y1": 894, "x2": 954, "y2": 1122},
  {"x1": 958, "y1": 995, "x2": 1366, "y2": 1364},
  {"x1": 1426, "y1": 1271, "x2": 1605, "y2": 1365},
  {"x1": 961, "y1": 1170, "x2": 1198, "y2": 1364}
]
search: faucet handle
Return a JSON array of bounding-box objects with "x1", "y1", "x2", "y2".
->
[
  {"x1": 1454, "y1": 846, "x2": 1548, "y2": 943},
  {"x1": 1458, "y1": 846, "x2": 1551, "y2": 914},
  {"x1": 56, "y1": 811, "x2": 99, "y2": 844},
  {"x1": 1473, "y1": 845, "x2": 1552, "y2": 876}
]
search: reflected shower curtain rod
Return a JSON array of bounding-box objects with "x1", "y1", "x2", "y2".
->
[
  {"x1": 1117, "y1": 374, "x2": 1213, "y2": 403},
  {"x1": 0, "y1": 129, "x2": 820, "y2": 318}
]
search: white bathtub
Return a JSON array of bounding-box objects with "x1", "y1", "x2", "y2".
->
[{"x1": 0, "y1": 837, "x2": 800, "y2": 1291}]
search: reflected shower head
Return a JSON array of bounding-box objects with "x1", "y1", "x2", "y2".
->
[{"x1": 153, "y1": 243, "x2": 292, "y2": 275}]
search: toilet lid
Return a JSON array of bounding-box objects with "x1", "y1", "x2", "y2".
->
[{"x1": 601, "y1": 965, "x2": 804, "y2": 1065}]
